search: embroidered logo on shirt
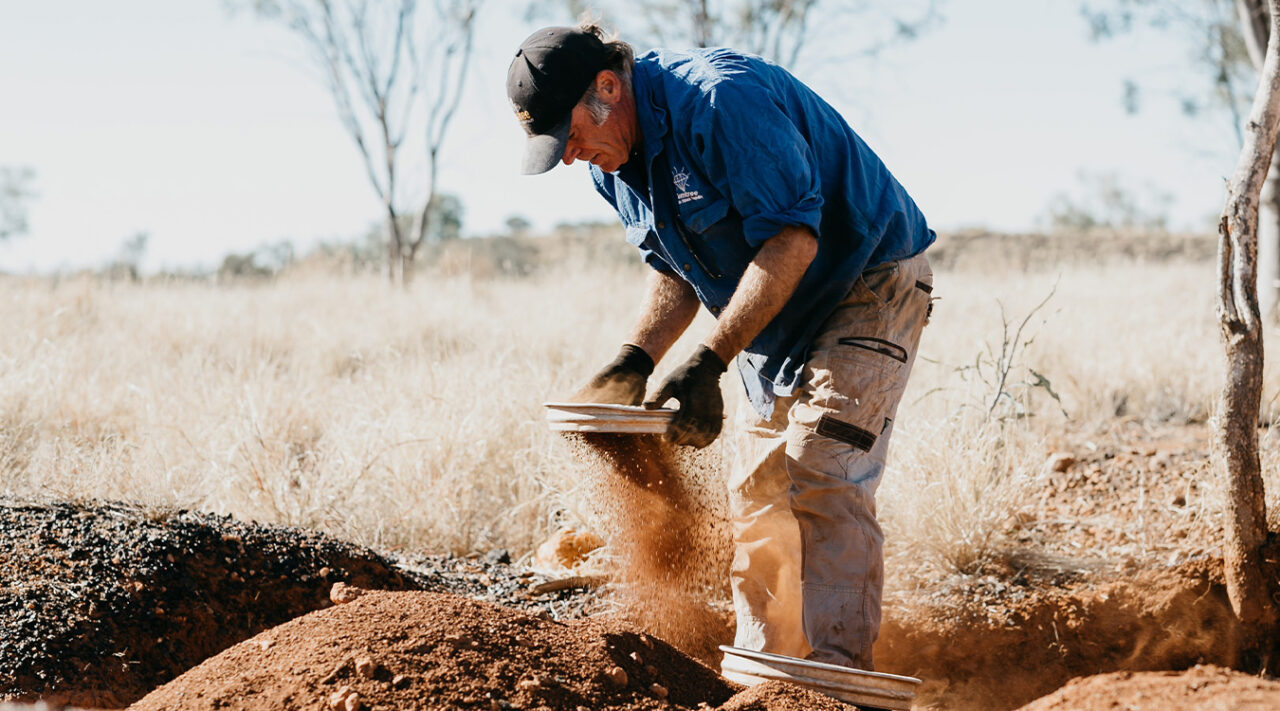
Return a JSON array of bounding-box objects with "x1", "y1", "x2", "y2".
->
[{"x1": 673, "y1": 166, "x2": 703, "y2": 205}]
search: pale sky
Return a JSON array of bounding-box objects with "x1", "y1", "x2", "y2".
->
[{"x1": 0, "y1": 0, "x2": 1239, "y2": 273}]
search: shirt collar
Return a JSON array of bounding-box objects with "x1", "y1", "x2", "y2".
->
[{"x1": 631, "y1": 57, "x2": 668, "y2": 167}]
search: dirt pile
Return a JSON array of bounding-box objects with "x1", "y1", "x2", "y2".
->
[
  {"x1": 877, "y1": 560, "x2": 1246, "y2": 710},
  {"x1": 1016, "y1": 665, "x2": 1280, "y2": 710},
  {"x1": 0, "y1": 498, "x2": 417, "y2": 707},
  {"x1": 563, "y1": 433, "x2": 735, "y2": 665},
  {"x1": 132, "y1": 588, "x2": 851, "y2": 710}
]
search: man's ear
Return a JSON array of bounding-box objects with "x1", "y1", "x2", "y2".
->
[{"x1": 596, "y1": 70, "x2": 622, "y2": 103}]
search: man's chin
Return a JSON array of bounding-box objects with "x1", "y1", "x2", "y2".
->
[{"x1": 593, "y1": 157, "x2": 624, "y2": 173}]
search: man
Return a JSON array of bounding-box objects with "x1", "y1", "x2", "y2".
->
[{"x1": 508, "y1": 23, "x2": 934, "y2": 672}]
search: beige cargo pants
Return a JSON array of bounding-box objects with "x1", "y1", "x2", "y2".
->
[{"x1": 727, "y1": 252, "x2": 932, "y2": 671}]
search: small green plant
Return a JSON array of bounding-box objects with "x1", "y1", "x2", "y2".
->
[{"x1": 949, "y1": 282, "x2": 1068, "y2": 422}]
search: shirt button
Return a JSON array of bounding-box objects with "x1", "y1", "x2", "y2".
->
[
  {"x1": 711, "y1": 306, "x2": 721, "y2": 315},
  {"x1": 657, "y1": 221, "x2": 666, "y2": 229},
  {"x1": 682, "y1": 263, "x2": 691, "y2": 271}
]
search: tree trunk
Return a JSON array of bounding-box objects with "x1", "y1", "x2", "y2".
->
[
  {"x1": 385, "y1": 214, "x2": 405, "y2": 286},
  {"x1": 1258, "y1": 151, "x2": 1280, "y2": 318},
  {"x1": 400, "y1": 250, "x2": 414, "y2": 287},
  {"x1": 1217, "y1": 0, "x2": 1280, "y2": 632},
  {"x1": 1240, "y1": 0, "x2": 1280, "y2": 319}
]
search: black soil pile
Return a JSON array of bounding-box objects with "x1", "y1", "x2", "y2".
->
[{"x1": 0, "y1": 498, "x2": 417, "y2": 707}]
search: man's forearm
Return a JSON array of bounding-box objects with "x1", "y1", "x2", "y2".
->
[
  {"x1": 705, "y1": 225, "x2": 818, "y2": 365},
  {"x1": 627, "y1": 269, "x2": 701, "y2": 364}
]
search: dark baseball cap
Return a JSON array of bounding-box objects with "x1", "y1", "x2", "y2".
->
[{"x1": 507, "y1": 27, "x2": 608, "y2": 174}]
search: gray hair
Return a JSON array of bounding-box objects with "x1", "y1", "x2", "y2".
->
[{"x1": 576, "y1": 18, "x2": 634, "y2": 126}]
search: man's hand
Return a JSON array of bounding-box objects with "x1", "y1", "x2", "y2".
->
[
  {"x1": 569, "y1": 344, "x2": 654, "y2": 406},
  {"x1": 644, "y1": 345, "x2": 727, "y2": 448}
]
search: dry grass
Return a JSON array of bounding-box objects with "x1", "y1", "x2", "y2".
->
[{"x1": 0, "y1": 247, "x2": 1263, "y2": 582}]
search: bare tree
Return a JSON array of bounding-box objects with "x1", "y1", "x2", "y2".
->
[
  {"x1": 249, "y1": 0, "x2": 479, "y2": 284},
  {"x1": 546, "y1": 0, "x2": 940, "y2": 71},
  {"x1": 0, "y1": 166, "x2": 36, "y2": 240},
  {"x1": 1217, "y1": 0, "x2": 1280, "y2": 632}
]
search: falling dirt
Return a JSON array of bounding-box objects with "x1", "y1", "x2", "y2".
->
[
  {"x1": 561, "y1": 433, "x2": 735, "y2": 667},
  {"x1": 130, "y1": 588, "x2": 851, "y2": 710}
]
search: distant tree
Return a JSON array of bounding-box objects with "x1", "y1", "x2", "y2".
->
[
  {"x1": 1215, "y1": 0, "x2": 1280, "y2": 638},
  {"x1": 245, "y1": 0, "x2": 480, "y2": 285},
  {"x1": 1081, "y1": 1, "x2": 1280, "y2": 313},
  {"x1": 505, "y1": 214, "x2": 533, "y2": 236},
  {"x1": 0, "y1": 166, "x2": 36, "y2": 240},
  {"x1": 101, "y1": 232, "x2": 150, "y2": 281},
  {"x1": 1083, "y1": 1, "x2": 1253, "y2": 128},
  {"x1": 541, "y1": 0, "x2": 941, "y2": 71},
  {"x1": 424, "y1": 193, "x2": 463, "y2": 243},
  {"x1": 218, "y1": 251, "x2": 275, "y2": 281},
  {"x1": 258, "y1": 239, "x2": 297, "y2": 272},
  {"x1": 1040, "y1": 171, "x2": 1173, "y2": 233}
]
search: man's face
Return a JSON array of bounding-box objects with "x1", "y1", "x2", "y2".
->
[
  {"x1": 561, "y1": 74, "x2": 634, "y2": 173},
  {"x1": 562, "y1": 103, "x2": 631, "y2": 173}
]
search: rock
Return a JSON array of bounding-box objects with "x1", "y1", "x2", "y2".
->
[
  {"x1": 1045, "y1": 453, "x2": 1076, "y2": 473},
  {"x1": 344, "y1": 692, "x2": 361, "y2": 711},
  {"x1": 354, "y1": 656, "x2": 376, "y2": 678},
  {"x1": 444, "y1": 632, "x2": 475, "y2": 648},
  {"x1": 392, "y1": 674, "x2": 409, "y2": 688},
  {"x1": 604, "y1": 666, "x2": 628, "y2": 688},
  {"x1": 328, "y1": 685, "x2": 353, "y2": 710},
  {"x1": 533, "y1": 529, "x2": 604, "y2": 572},
  {"x1": 330, "y1": 582, "x2": 363, "y2": 605},
  {"x1": 650, "y1": 683, "x2": 668, "y2": 699}
]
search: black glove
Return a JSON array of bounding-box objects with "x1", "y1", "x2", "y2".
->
[
  {"x1": 571, "y1": 344, "x2": 654, "y2": 406},
  {"x1": 644, "y1": 345, "x2": 727, "y2": 448}
]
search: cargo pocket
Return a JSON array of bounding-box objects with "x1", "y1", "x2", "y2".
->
[
  {"x1": 836, "y1": 337, "x2": 908, "y2": 364},
  {"x1": 787, "y1": 344, "x2": 902, "y2": 480},
  {"x1": 849, "y1": 262, "x2": 898, "y2": 310}
]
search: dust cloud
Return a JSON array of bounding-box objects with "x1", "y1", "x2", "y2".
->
[{"x1": 562, "y1": 433, "x2": 735, "y2": 665}]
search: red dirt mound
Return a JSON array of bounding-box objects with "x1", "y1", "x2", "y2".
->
[
  {"x1": 877, "y1": 560, "x2": 1245, "y2": 710},
  {"x1": 1017, "y1": 664, "x2": 1280, "y2": 710},
  {"x1": 131, "y1": 589, "x2": 853, "y2": 710}
]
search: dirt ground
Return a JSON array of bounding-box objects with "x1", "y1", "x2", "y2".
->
[
  {"x1": 0, "y1": 500, "x2": 581, "y2": 708},
  {"x1": 131, "y1": 588, "x2": 848, "y2": 711},
  {"x1": 6, "y1": 421, "x2": 1280, "y2": 710},
  {"x1": 872, "y1": 420, "x2": 1270, "y2": 710},
  {"x1": 1017, "y1": 665, "x2": 1280, "y2": 710}
]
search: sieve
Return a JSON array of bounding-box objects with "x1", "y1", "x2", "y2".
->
[
  {"x1": 543, "y1": 402, "x2": 676, "y2": 434},
  {"x1": 718, "y1": 645, "x2": 922, "y2": 710}
]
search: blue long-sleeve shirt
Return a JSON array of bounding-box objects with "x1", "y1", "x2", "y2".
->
[{"x1": 590, "y1": 48, "x2": 935, "y2": 418}]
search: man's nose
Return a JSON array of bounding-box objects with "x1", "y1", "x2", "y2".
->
[{"x1": 561, "y1": 143, "x2": 579, "y2": 165}]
